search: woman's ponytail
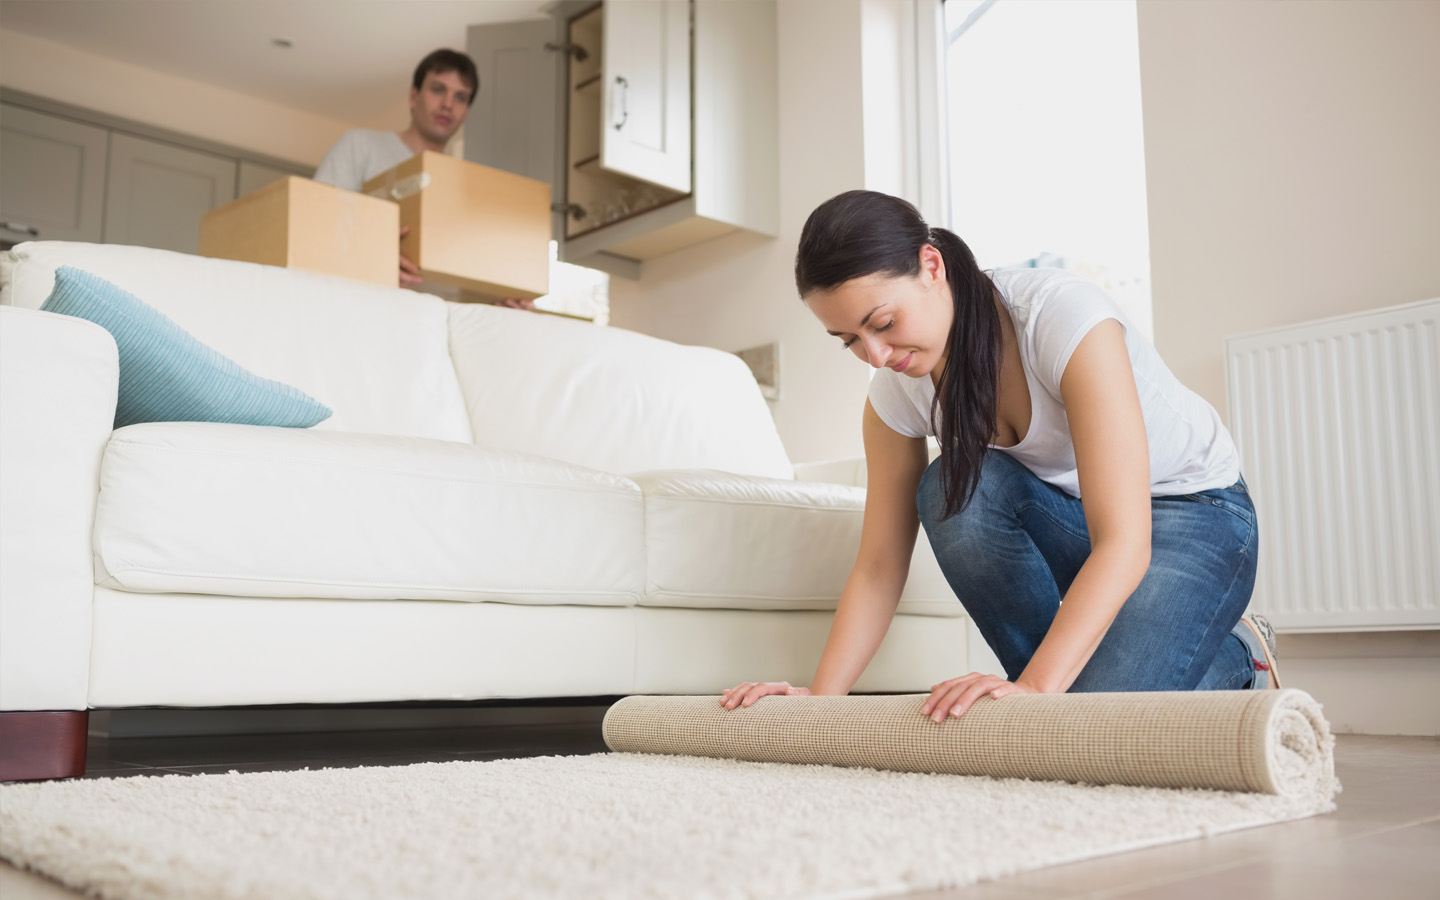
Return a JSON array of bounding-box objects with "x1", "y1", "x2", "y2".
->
[{"x1": 924, "y1": 226, "x2": 1000, "y2": 519}]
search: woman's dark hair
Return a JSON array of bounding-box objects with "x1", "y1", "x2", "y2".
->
[
  {"x1": 412, "y1": 49, "x2": 480, "y2": 106},
  {"x1": 795, "y1": 190, "x2": 1000, "y2": 519}
]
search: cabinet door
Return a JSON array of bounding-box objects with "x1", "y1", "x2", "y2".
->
[
  {"x1": 464, "y1": 19, "x2": 558, "y2": 186},
  {"x1": 238, "y1": 159, "x2": 305, "y2": 197},
  {"x1": 602, "y1": 0, "x2": 691, "y2": 193},
  {"x1": 103, "y1": 133, "x2": 237, "y2": 254},
  {"x1": 0, "y1": 104, "x2": 108, "y2": 244}
]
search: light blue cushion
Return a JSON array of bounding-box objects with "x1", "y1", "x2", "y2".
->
[{"x1": 40, "y1": 266, "x2": 332, "y2": 429}]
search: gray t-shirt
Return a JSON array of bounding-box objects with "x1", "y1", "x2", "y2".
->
[
  {"x1": 867, "y1": 267, "x2": 1240, "y2": 498},
  {"x1": 312, "y1": 130, "x2": 414, "y2": 192}
]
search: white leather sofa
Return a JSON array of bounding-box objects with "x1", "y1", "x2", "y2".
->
[{"x1": 0, "y1": 240, "x2": 975, "y2": 780}]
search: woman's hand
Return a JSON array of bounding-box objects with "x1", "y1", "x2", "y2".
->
[
  {"x1": 921, "y1": 673, "x2": 1038, "y2": 723},
  {"x1": 719, "y1": 681, "x2": 812, "y2": 710}
]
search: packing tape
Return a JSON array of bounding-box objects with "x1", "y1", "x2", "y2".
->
[{"x1": 365, "y1": 172, "x2": 431, "y2": 202}]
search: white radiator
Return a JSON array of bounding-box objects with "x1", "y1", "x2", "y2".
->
[{"x1": 1226, "y1": 298, "x2": 1440, "y2": 632}]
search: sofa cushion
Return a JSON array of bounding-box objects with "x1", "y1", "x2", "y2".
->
[
  {"x1": 634, "y1": 470, "x2": 963, "y2": 616},
  {"x1": 1, "y1": 241, "x2": 472, "y2": 442},
  {"x1": 93, "y1": 423, "x2": 644, "y2": 606},
  {"x1": 42, "y1": 267, "x2": 332, "y2": 429},
  {"x1": 447, "y1": 303, "x2": 794, "y2": 480}
]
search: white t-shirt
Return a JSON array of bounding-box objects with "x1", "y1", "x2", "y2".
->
[
  {"x1": 867, "y1": 267, "x2": 1240, "y2": 498},
  {"x1": 312, "y1": 130, "x2": 415, "y2": 192}
]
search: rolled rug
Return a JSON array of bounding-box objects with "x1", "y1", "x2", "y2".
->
[{"x1": 603, "y1": 689, "x2": 1338, "y2": 801}]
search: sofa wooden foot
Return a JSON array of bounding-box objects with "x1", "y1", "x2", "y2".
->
[{"x1": 0, "y1": 711, "x2": 89, "y2": 781}]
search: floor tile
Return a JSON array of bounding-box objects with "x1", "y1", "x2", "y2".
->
[
  {"x1": 74, "y1": 760, "x2": 153, "y2": 778},
  {"x1": 1317, "y1": 735, "x2": 1440, "y2": 825},
  {"x1": 872, "y1": 735, "x2": 1438, "y2": 899},
  {"x1": 977, "y1": 815, "x2": 1378, "y2": 898},
  {"x1": 1103, "y1": 818, "x2": 1440, "y2": 900},
  {"x1": 900, "y1": 883, "x2": 1062, "y2": 900},
  {"x1": 91, "y1": 722, "x2": 603, "y2": 769}
]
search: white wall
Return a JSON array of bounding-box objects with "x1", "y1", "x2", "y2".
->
[
  {"x1": 615, "y1": 0, "x2": 1440, "y2": 732},
  {"x1": 1138, "y1": 0, "x2": 1440, "y2": 736},
  {"x1": 1138, "y1": 0, "x2": 1440, "y2": 422},
  {"x1": 610, "y1": 0, "x2": 924, "y2": 465},
  {"x1": 0, "y1": 28, "x2": 353, "y2": 166}
]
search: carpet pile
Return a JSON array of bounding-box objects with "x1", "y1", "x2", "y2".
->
[{"x1": 0, "y1": 691, "x2": 1339, "y2": 900}]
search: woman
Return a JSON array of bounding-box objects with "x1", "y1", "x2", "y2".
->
[{"x1": 722, "y1": 191, "x2": 1279, "y2": 723}]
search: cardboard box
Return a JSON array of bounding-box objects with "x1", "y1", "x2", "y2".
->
[
  {"x1": 363, "y1": 152, "x2": 550, "y2": 303},
  {"x1": 199, "y1": 176, "x2": 399, "y2": 288}
]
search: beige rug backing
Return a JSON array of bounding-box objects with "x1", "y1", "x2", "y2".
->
[{"x1": 604, "y1": 689, "x2": 1338, "y2": 801}]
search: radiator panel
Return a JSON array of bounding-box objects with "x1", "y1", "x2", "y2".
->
[{"x1": 1226, "y1": 299, "x2": 1440, "y2": 631}]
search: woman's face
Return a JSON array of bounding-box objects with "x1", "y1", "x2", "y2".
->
[{"x1": 804, "y1": 244, "x2": 954, "y2": 380}]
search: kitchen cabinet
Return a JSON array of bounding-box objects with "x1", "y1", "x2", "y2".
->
[
  {"x1": 103, "y1": 133, "x2": 238, "y2": 255},
  {"x1": 467, "y1": 0, "x2": 778, "y2": 278},
  {"x1": 0, "y1": 104, "x2": 108, "y2": 246},
  {"x1": 237, "y1": 159, "x2": 297, "y2": 197},
  {"x1": 1, "y1": 91, "x2": 311, "y2": 256}
]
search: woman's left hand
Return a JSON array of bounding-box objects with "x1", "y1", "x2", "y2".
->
[{"x1": 921, "y1": 673, "x2": 1039, "y2": 723}]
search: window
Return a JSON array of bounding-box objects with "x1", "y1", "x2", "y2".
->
[
  {"x1": 944, "y1": 0, "x2": 1152, "y2": 339},
  {"x1": 536, "y1": 241, "x2": 610, "y2": 324}
]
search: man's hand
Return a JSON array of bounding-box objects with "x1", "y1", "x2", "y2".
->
[
  {"x1": 921, "y1": 673, "x2": 1039, "y2": 723},
  {"x1": 398, "y1": 225, "x2": 422, "y2": 288},
  {"x1": 495, "y1": 298, "x2": 536, "y2": 311},
  {"x1": 720, "y1": 681, "x2": 811, "y2": 710}
]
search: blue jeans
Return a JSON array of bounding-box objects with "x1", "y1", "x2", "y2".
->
[{"x1": 916, "y1": 452, "x2": 1258, "y2": 692}]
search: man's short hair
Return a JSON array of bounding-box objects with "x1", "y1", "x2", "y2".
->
[{"x1": 412, "y1": 49, "x2": 479, "y2": 106}]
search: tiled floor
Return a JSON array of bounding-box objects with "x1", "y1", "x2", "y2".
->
[{"x1": 2, "y1": 713, "x2": 1436, "y2": 899}]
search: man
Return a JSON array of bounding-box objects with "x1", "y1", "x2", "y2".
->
[
  {"x1": 314, "y1": 49, "x2": 534, "y2": 308},
  {"x1": 315, "y1": 49, "x2": 475, "y2": 292},
  {"x1": 315, "y1": 48, "x2": 475, "y2": 196}
]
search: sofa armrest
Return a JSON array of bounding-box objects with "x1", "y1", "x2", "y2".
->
[{"x1": 0, "y1": 307, "x2": 118, "y2": 710}]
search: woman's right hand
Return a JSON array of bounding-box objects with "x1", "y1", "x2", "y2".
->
[{"x1": 719, "y1": 681, "x2": 811, "y2": 710}]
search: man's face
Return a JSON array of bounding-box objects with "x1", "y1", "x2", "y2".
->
[{"x1": 409, "y1": 69, "x2": 473, "y2": 144}]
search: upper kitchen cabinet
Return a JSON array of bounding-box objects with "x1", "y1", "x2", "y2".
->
[
  {"x1": 0, "y1": 104, "x2": 108, "y2": 246},
  {"x1": 599, "y1": 0, "x2": 691, "y2": 194},
  {"x1": 467, "y1": 0, "x2": 778, "y2": 278}
]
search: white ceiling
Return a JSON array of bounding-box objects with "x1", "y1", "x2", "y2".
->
[{"x1": 0, "y1": 0, "x2": 551, "y2": 123}]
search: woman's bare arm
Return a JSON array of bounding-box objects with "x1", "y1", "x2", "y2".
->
[
  {"x1": 722, "y1": 399, "x2": 928, "y2": 707},
  {"x1": 924, "y1": 319, "x2": 1153, "y2": 719}
]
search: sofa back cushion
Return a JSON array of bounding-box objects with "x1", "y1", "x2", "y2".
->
[
  {"x1": 1, "y1": 242, "x2": 472, "y2": 442},
  {"x1": 448, "y1": 303, "x2": 793, "y2": 479}
]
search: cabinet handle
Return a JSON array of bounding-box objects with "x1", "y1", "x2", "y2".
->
[
  {"x1": 550, "y1": 202, "x2": 586, "y2": 221},
  {"x1": 2, "y1": 221, "x2": 40, "y2": 238},
  {"x1": 544, "y1": 41, "x2": 589, "y2": 63},
  {"x1": 612, "y1": 76, "x2": 629, "y2": 131}
]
